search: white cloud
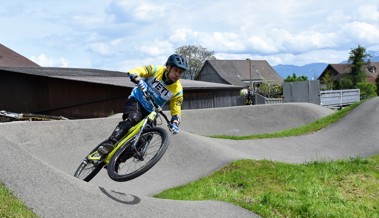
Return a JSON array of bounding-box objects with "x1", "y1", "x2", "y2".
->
[
  {"x1": 119, "y1": 55, "x2": 168, "y2": 71},
  {"x1": 283, "y1": 49, "x2": 350, "y2": 65},
  {"x1": 86, "y1": 43, "x2": 111, "y2": 55},
  {"x1": 247, "y1": 36, "x2": 279, "y2": 54},
  {"x1": 281, "y1": 30, "x2": 339, "y2": 52},
  {"x1": 134, "y1": 2, "x2": 167, "y2": 21},
  {"x1": 326, "y1": 10, "x2": 351, "y2": 26},
  {"x1": 106, "y1": 0, "x2": 168, "y2": 23},
  {"x1": 169, "y1": 28, "x2": 198, "y2": 43},
  {"x1": 30, "y1": 54, "x2": 69, "y2": 67},
  {"x1": 139, "y1": 40, "x2": 173, "y2": 56},
  {"x1": 357, "y1": 4, "x2": 379, "y2": 21},
  {"x1": 199, "y1": 32, "x2": 245, "y2": 52},
  {"x1": 72, "y1": 13, "x2": 111, "y2": 26},
  {"x1": 343, "y1": 21, "x2": 379, "y2": 44},
  {"x1": 3, "y1": 0, "x2": 379, "y2": 70}
]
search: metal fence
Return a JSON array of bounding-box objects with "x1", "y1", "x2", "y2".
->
[
  {"x1": 283, "y1": 81, "x2": 361, "y2": 108},
  {"x1": 255, "y1": 93, "x2": 283, "y2": 104},
  {"x1": 320, "y1": 89, "x2": 360, "y2": 108}
]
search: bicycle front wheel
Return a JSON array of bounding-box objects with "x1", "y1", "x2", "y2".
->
[
  {"x1": 74, "y1": 143, "x2": 105, "y2": 182},
  {"x1": 107, "y1": 127, "x2": 169, "y2": 182}
]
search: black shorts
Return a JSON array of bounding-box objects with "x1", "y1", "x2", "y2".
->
[{"x1": 122, "y1": 97, "x2": 149, "y2": 123}]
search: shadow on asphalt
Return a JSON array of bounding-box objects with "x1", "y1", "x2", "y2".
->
[{"x1": 99, "y1": 187, "x2": 141, "y2": 205}]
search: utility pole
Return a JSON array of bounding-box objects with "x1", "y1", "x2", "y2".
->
[
  {"x1": 246, "y1": 58, "x2": 252, "y2": 92},
  {"x1": 246, "y1": 58, "x2": 253, "y2": 105}
]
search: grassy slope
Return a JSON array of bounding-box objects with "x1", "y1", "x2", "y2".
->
[
  {"x1": 155, "y1": 101, "x2": 379, "y2": 217},
  {"x1": 156, "y1": 156, "x2": 379, "y2": 217}
]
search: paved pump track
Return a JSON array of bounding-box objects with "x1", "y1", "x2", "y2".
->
[{"x1": 1, "y1": 98, "x2": 378, "y2": 218}]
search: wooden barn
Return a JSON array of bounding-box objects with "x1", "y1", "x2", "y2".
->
[
  {"x1": 0, "y1": 66, "x2": 243, "y2": 119},
  {"x1": 0, "y1": 44, "x2": 245, "y2": 119}
]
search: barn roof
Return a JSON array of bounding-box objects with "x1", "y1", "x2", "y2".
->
[
  {"x1": 0, "y1": 44, "x2": 40, "y2": 67},
  {"x1": 0, "y1": 66, "x2": 242, "y2": 90},
  {"x1": 0, "y1": 43, "x2": 241, "y2": 90}
]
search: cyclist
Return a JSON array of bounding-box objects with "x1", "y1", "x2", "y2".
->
[
  {"x1": 245, "y1": 89, "x2": 253, "y2": 105},
  {"x1": 98, "y1": 54, "x2": 188, "y2": 156}
]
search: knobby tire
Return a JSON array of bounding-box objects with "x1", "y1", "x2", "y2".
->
[
  {"x1": 107, "y1": 127, "x2": 169, "y2": 182},
  {"x1": 74, "y1": 143, "x2": 105, "y2": 182}
]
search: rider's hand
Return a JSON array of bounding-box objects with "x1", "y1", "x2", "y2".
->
[
  {"x1": 171, "y1": 122, "x2": 180, "y2": 134},
  {"x1": 137, "y1": 80, "x2": 147, "y2": 92}
]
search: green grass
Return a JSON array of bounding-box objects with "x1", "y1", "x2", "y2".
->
[
  {"x1": 0, "y1": 182, "x2": 38, "y2": 218},
  {"x1": 155, "y1": 156, "x2": 379, "y2": 217},
  {"x1": 155, "y1": 100, "x2": 379, "y2": 217},
  {"x1": 210, "y1": 101, "x2": 363, "y2": 140}
]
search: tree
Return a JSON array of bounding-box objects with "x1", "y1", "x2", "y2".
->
[
  {"x1": 338, "y1": 75, "x2": 354, "y2": 89},
  {"x1": 348, "y1": 45, "x2": 371, "y2": 86},
  {"x1": 175, "y1": 45, "x2": 216, "y2": 80},
  {"x1": 283, "y1": 73, "x2": 308, "y2": 82},
  {"x1": 256, "y1": 80, "x2": 282, "y2": 98},
  {"x1": 321, "y1": 71, "x2": 334, "y2": 90}
]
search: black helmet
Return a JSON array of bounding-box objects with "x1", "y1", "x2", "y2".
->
[{"x1": 166, "y1": 54, "x2": 189, "y2": 71}]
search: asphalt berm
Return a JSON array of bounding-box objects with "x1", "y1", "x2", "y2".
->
[{"x1": 1, "y1": 98, "x2": 378, "y2": 218}]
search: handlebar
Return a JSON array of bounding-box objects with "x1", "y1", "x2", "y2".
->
[{"x1": 141, "y1": 89, "x2": 174, "y2": 131}]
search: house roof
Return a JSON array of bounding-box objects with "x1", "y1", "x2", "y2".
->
[
  {"x1": 0, "y1": 66, "x2": 241, "y2": 90},
  {"x1": 201, "y1": 59, "x2": 283, "y2": 86},
  {"x1": 319, "y1": 62, "x2": 379, "y2": 83},
  {"x1": 0, "y1": 44, "x2": 40, "y2": 67}
]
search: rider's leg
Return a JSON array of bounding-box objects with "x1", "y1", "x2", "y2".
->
[
  {"x1": 98, "y1": 98, "x2": 144, "y2": 156},
  {"x1": 109, "y1": 119, "x2": 133, "y2": 142},
  {"x1": 97, "y1": 115, "x2": 142, "y2": 156}
]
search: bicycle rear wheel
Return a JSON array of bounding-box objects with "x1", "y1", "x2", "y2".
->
[
  {"x1": 107, "y1": 127, "x2": 169, "y2": 182},
  {"x1": 74, "y1": 143, "x2": 105, "y2": 182}
]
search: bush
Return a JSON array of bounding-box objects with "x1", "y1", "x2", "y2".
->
[
  {"x1": 338, "y1": 75, "x2": 354, "y2": 89},
  {"x1": 356, "y1": 82, "x2": 377, "y2": 99}
]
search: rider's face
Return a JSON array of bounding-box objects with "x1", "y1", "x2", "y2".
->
[{"x1": 167, "y1": 66, "x2": 184, "y2": 82}]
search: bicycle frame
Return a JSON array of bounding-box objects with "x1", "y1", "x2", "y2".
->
[
  {"x1": 74, "y1": 87, "x2": 175, "y2": 182},
  {"x1": 85, "y1": 89, "x2": 172, "y2": 166},
  {"x1": 86, "y1": 110, "x2": 157, "y2": 165}
]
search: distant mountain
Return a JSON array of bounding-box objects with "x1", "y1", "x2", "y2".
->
[
  {"x1": 273, "y1": 63, "x2": 328, "y2": 80},
  {"x1": 368, "y1": 50, "x2": 379, "y2": 62},
  {"x1": 273, "y1": 50, "x2": 379, "y2": 80}
]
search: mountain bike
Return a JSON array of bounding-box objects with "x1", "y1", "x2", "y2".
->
[{"x1": 74, "y1": 91, "x2": 174, "y2": 182}]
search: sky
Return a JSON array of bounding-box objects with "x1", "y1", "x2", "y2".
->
[{"x1": 1, "y1": 0, "x2": 379, "y2": 72}]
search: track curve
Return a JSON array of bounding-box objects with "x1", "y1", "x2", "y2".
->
[{"x1": 1, "y1": 98, "x2": 378, "y2": 218}]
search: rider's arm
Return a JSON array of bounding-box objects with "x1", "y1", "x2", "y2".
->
[
  {"x1": 170, "y1": 94, "x2": 183, "y2": 125},
  {"x1": 128, "y1": 65, "x2": 156, "y2": 83}
]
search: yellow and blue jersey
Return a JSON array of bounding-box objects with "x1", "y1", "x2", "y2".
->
[{"x1": 128, "y1": 65, "x2": 183, "y2": 119}]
